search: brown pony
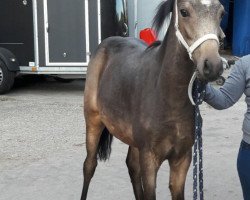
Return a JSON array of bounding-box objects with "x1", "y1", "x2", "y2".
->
[{"x1": 81, "y1": 0, "x2": 225, "y2": 199}]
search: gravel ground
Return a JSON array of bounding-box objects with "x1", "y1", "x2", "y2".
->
[{"x1": 0, "y1": 75, "x2": 245, "y2": 200}]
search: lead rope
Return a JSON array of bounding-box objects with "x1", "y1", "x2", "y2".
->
[{"x1": 192, "y1": 79, "x2": 206, "y2": 200}]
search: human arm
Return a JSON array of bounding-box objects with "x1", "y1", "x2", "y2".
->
[{"x1": 204, "y1": 59, "x2": 246, "y2": 110}]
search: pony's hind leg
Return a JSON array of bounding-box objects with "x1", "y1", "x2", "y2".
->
[
  {"x1": 126, "y1": 147, "x2": 144, "y2": 200},
  {"x1": 81, "y1": 115, "x2": 104, "y2": 200},
  {"x1": 168, "y1": 151, "x2": 192, "y2": 200},
  {"x1": 81, "y1": 45, "x2": 110, "y2": 200}
]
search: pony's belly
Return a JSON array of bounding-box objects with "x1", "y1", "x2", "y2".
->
[{"x1": 100, "y1": 115, "x2": 137, "y2": 147}]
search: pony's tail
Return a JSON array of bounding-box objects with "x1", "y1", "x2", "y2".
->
[{"x1": 97, "y1": 127, "x2": 113, "y2": 161}]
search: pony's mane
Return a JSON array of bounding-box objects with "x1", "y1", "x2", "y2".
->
[
  {"x1": 152, "y1": 0, "x2": 174, "y2": 36},
  {"x1": 146, "y1": 41, "x2": 162, "y2": 50}
]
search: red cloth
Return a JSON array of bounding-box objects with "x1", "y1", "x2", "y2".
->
[{"x1": 139, "y1": 28, "x2": 157, "y2": 45}]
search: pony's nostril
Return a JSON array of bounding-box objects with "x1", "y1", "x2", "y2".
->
[
  {"x1": 203, "y1": 59, "x2": 223, "y2": 80},
  {"x1": 203, "y1": 59, "x2": 211, "y2": 75}
]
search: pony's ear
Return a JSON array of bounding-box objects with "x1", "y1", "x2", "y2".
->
[
  {"x1": 219, "y1": 27, "x2": 226, "y2": 40},
  {"x1": 152, "y1": 0, "x2": 174, "y2": 35}
]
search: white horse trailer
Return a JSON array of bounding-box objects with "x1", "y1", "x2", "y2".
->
[{"x1": 0, "y1": 0, "x2": 128, "y2": 94}]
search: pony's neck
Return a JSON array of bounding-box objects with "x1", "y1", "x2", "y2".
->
[{"x1": 157, "y1": 21, "x2": 194, "y2": 96}]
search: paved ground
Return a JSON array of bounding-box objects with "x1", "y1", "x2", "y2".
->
[{"x1": 0, "y1": 75, "x2": 245, "y2": 200}]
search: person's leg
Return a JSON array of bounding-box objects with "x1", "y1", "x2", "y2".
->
[{"x1": 237, "y1": 140, "x2": 250, "y2": 200}]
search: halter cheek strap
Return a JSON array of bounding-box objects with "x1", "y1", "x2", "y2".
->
[{"x1": 174, "y1": 1, "x2": 219, "y2": 60}]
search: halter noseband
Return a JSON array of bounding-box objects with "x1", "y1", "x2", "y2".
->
[{"x1": 174, "y1": 1, "x2": 219, "y2": 60}]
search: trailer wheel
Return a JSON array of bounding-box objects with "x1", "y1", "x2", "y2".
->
[
  {"x1": 53, "y1": 77, "x2": 74, "y2": 83},
  {"x1": 0, "y1": 60, "x2": 15, "y2": 94}
]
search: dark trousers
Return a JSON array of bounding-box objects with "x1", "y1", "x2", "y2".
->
[{"x1": 237, "y1": 140, "x2": 250, "y2": 200}]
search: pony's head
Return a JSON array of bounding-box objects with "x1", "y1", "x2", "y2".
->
[{"x1": 153, "y1": 0, "x2": 225, "y2": 81}]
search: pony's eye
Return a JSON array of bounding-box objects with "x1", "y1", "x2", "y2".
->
[{"x1": 180, "y1": 9, "x2": 189, "y2": 17}]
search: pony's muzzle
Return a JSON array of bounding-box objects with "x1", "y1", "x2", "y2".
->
[{"x1": 203, "y1": 58, "x2": 223, "y2": 81}]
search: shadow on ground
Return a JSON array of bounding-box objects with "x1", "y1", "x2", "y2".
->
[{"x1": 11, "y1": 75, "x2": 85, "y2": 94}]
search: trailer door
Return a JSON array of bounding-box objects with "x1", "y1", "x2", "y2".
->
[
  {"x1": 44, "y1": 0, "x2": 89, "y2": 66},
  {"x1": 0, "y1": 0, "x2": 34, "y2": 66}
]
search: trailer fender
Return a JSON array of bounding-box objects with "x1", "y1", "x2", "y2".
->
[{"x1": 0, "y1": 48, "x2": 19, "y2": 72}]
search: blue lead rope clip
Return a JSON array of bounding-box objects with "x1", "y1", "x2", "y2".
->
[{"x1": 192, "y1": 79, "x2": 206, "y2": 200}]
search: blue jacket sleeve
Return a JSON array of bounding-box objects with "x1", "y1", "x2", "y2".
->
[{"x1": 204, "y1": 59, "x2": 246, "y2": 110}]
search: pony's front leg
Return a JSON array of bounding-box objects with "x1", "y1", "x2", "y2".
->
[
  {"x1": 168, "y1": 151, "x2": 192, "y2": 200},
  {"x1": 139, "y1": 150, "x2": 161, "y2": 200}
]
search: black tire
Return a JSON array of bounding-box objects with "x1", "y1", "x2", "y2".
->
[
  {"x1": 216, "y1": 76, "x2": 225, "y2": 86},
  {"x1": 0, "y1": 60, "x2": 15, "y2": 94}
]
